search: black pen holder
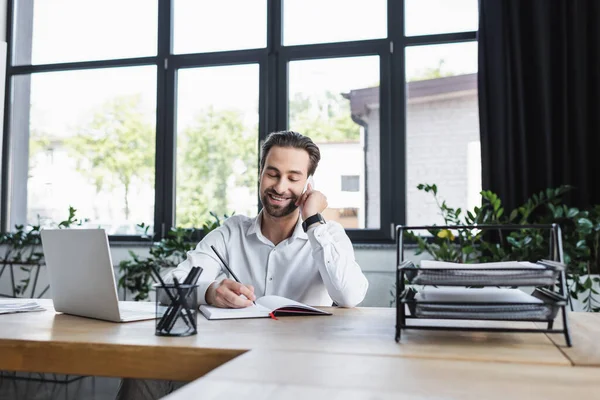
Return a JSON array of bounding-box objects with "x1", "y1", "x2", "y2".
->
[{"x1": 155, "y1": 284, "x2": 198, "y2": 337}]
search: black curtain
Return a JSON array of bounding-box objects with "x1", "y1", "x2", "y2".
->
[{"x1": 478, "y1": 0, "x2": 600, "y2": 212}]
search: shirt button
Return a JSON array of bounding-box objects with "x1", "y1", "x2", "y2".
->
[{"x1": 269, "y1": 277, "x2": 273, "y2": 281}]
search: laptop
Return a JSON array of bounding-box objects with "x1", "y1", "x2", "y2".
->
[{"x1": 41, "y1": 228, "x2": 156, "y2": 322}]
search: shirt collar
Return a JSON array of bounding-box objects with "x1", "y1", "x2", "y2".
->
[{"x1": 247, "y1": 210, "x2": 308, "y2": 242}]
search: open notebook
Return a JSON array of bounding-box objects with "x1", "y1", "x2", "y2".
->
[{"x1": 199, "y1": 295, "x2": 332, "y2": 320}]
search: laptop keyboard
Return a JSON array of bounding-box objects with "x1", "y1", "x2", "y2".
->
[{"x1": 119, "y1": 303, "x2": 156, "y2": 318}]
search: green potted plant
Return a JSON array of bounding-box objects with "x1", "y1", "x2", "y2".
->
[
  {"x1": 0, "y1": 206, "x2": 86, "y2": 297},
  {"x1": 404, "y1": 184, "x2": 600, "y2": 311},
  {"x1": 118, "y1": 212, "x2": 233, "y2": 301}
]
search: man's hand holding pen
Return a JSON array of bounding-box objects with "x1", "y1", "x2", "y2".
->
[
  {"x1": 208, "y1": 245, "x2": 256, "y2": 308},
  {"x1": 206, "y1": 279, "x2": 256, "y2": 308}
]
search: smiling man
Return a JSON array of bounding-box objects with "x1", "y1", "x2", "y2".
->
[
  {"x1": 175, "y1": 130, "x2": 368, "y2": 309},
  {"x1": 116, "y1": 131, "x2": 369, "y2": 400}
]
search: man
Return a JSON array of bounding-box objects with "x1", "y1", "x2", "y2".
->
[{"x1": 116, "y1": 130, "x2": 368, "y2": 399}]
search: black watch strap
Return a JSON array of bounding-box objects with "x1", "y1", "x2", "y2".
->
[{"x1": 302, "y1": 213, "x2": 325, "y2": 232}]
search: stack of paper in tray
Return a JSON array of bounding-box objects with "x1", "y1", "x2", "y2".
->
[
  {"x1": 405, "y1": 260, "x2": 564, "y2": 321},
  {"x1": 413, "y1": 287, "x2": 555, "y2": 320},
  {"x1": 410, "y1": 260, "x2": 561, "y2": 286}
]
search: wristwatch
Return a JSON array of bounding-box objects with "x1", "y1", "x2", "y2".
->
[{"x1": 302, "y1": 213, "x2": 326, "y2": 232}]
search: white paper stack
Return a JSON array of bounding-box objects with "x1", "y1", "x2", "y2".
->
[
  {"x1": 0, "y1": 300, "x2": 46, "y2": 315},
  {"x1": 412, "y1": 287, "x2": 555, "y2": 320},
  {"x1": 409, "y1": 260, "x2": 560, "y2": 286}
]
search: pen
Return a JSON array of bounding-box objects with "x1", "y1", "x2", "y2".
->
[
  {"x1": 148, "y1": 264, "x2": 186, "y2": 331},
  {"x1": 210, "y1": 245, "x2": 256, "y2": 305},
  {"x1": 170, "y1": 277, "x2": 197, "y2": 332}
]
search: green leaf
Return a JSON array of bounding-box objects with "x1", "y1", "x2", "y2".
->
[
  {"x1": 554, "y1": 207, "x2": 564, "y2": 218},
  {"x1": 570, "y1": 290, "x2": 579, "y2": 300},
  {"x1": 509, "y1": 209, "x2": 519, "y2": 221},
  {"x1": 578, "y1": 218, "x2": 593, "y2": 230},
  {"x1": 493, "y1": 199, "x2": 501, "y2": 211},
  {"x1": 567, "y1": 208, "x2": 580, "y2": 218},
  {"x1": 506, "y1": 237, "x2": 521, "y2": 248}
]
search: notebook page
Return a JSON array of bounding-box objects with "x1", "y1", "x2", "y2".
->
[
  {"x1": 256, "y1": 295, "x2": 329, "y2": 314},
  {"x1": 199, "y1": 303, "x2": 271, "y2": 320}
]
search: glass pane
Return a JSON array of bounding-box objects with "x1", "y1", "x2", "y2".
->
[
  {"x1": 405, "y1": 0, "x2": 478, "y2": 36},
  {"x1": 11, "y1": 66, "x2": 157, "y2": 234},
  {"x1": 288, "y1": 56, "x2": 380, "y2": 229},
  {"x1": 405, "y1": 42, "x2": 481, "y2": 226},
  {"x1": 283, "y1": 0, "x2": 387, "y2": 46},
  {"x1": 174, "y1": 0, "x2": 266, "y2": 54},
  {"x1": 13, "y1": 1, "x2": 158, "y2": 65},
  {"x1": 176, "y1": 64, "x2": 259, "y2": 228}
]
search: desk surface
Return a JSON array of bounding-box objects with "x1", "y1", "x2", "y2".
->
[
  {"x1": 538, "y1": 311, "x2": 600, "y2": 366},
  {"x1": 0, "y1": 299, "x2": 572, "y2": 381},
  {"x1": 164, "y1": 350, "x2": 600, "y2": 400}
]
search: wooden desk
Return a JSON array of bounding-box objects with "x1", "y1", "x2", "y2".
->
[
  {"x1": 164, "y1": 350, "x2": 600, "y2": 400},
  {"x1": 538, "y1": 312, "x2": 600, "y2": 366},
  {"x1": 0, "y1": 299, "x2": 571, "y2": 381}
]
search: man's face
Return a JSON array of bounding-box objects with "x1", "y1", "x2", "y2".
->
[{"x1": 259, "y1": 146, "x2": 310, "y2": 218}]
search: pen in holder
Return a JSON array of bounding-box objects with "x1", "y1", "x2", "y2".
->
[
  {"x1": 151, "y1": 265, "x2": 203, "y2": 337},
  {"x1": 155, "y1": 282, "x2": 199, "y2": 336}
]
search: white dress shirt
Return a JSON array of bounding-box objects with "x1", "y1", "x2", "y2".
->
[{"x1": 166, "y1": 212, "x2": 369, "y2": 308}]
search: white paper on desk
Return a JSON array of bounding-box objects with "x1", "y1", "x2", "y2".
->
[
  {"x1": 420, "y1": 260, "x2": 544, "y2": 269},
  {"x1": 413, "y1": 288, "x2": 549, "y2": 319},
  {"x1": 415, "y1": 287, "x2": 543, "y2": 303},
  {"x1": 0, "y1": 300, "x2": 46, "y2": 315}
]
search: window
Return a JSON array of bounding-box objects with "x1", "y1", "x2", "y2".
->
[
  {"x1": 341, "y1": 176, "x2": 360, "y2": 192},
  {"x1": 288, "y1": 56, "x2": 380, "y2": 230},
  {"x1": 11, "y1": 67, "x2": 156, "y2": 233},
  {"x1": 175, "y1": 64, "x2": 259, "y2": 228},
  {"x1": 404, "y1": 0, "x2": 479, "y2": 36},
  {"x1": 283, "y1": 0, "x2": 387, "y2": 46},
  {"x1": 12, "y1": 0, "x2": 158, "y2": 65},
  {"x1": 173, "y1": 0, "x2": 267, "y2": 54},
  {"x1": 405, "y1": 42, "x2": 480, "y2": 226},
  {"x1": 4, "y1": 2, "x2": 478, "y2": 242}
]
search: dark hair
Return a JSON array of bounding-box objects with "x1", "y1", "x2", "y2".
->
[{"x1": 260, "y1": 131, "x2": 321, "y2": 176}]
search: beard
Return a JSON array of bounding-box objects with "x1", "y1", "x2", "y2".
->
[{"x1": 261, "y1": 190, "x2": 299, "y2": 218}]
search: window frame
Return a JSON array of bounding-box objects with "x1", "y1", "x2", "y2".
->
[{"x1": 2, "y1": 0, "x2": 477, "y2": 244}]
